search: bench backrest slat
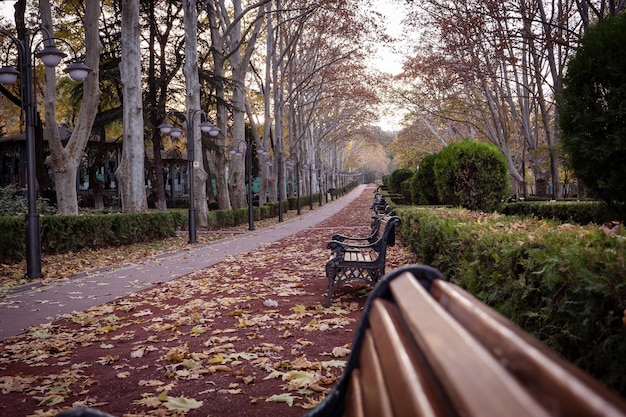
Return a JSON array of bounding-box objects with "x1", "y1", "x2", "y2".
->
[
  {"x1": 359, "y1": 332, "x2": 394, "y2": 417},
  {"x1": 369, "y1": 299, "x2": 454, "y2": 417},
  {"x1": 430, "y1": 280, "x2": 626, "y2": 417},
  {"x1": 390, "y1": 273, "x2": 552, "y2": 417},
  {"x1": 345, "y1": 370, "x2": 365, "y2": 417}
]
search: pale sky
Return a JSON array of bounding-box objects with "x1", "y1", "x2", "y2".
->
[
  {"x1": 0, "y1": 1, "x2": 15, "y2": 20},
  {"x1": 372, "y1": 0, "x2": 411, "y2": 131}
]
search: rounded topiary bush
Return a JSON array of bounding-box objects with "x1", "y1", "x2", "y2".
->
[
  {"x1": 559, "y1": 13, "x2": 626, "y2": 220},
  {"x1": 390, "y1": 168, "x2": 414, "y2": 195},
  {"x1": 412, "y1": 153, "x2": 440, "y2": 205},
  {"x1": 434, "y1": 140, "x2": 509, "y2": 212}
]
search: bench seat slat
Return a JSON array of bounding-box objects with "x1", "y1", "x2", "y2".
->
[
  {"x1": 344, "y1": 252, "x2": 373, "y2": 263},
  {"x1": 390, "y1": 273, "x2": 551, "y2": 417}
]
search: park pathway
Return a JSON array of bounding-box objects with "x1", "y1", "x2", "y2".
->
[{"x1": 0, "y1": 185, "x2": 367, "y2": 340}]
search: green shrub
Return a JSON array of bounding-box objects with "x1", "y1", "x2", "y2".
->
[
  {"x1": 0, "y1": 216, "x2": 26, "y2": 262},
  {"x1": 382, "y1": 174, "x2": 392, "y2": 191},
  {"x1": 0, "y1": 211, "x2": 187, "y2": 263},
  {"x1": 400, "y1": 178, "x2": 412, "y2": 204},
  {"x1": 0, "y1": 185, "x2": 56, "y2": 216},
  {"x1": 412, "y1": 153, "x2": 440, "y2": 205},
  {"x1": 389, "y1": 168, "x2": 414, "y2": 195},
  {"x1": 501, "y1": 201, "x2": 614, "y2": 225},
  {"x1": 559, "y1": 13, "x2": 626, "y2": 220},
  {"x1": 434, "y1": 140, "x2": 509, "y2": 212},
  {"x1": 397, "y1": 206, "x2": 626, "y2": 395}
]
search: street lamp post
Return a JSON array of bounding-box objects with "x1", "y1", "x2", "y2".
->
[
  {"x1": 229, "y1": 139, "x2": 254, "y2": 231},
  {"x1": 159, "y1": 109, "x2": 219, "y2": 243},
  {"x1": 0, "y1": 27, "x2": 90, "y2": 279},
  {"x1": 303, "y1": 163, "x2": 313, "y2": 210},
  {"x1": 285, "y1": 157, "x2": 301, "y2": 215},
  {"x1": 317, "y1": 164, "x2": 323, "y2": 207}
]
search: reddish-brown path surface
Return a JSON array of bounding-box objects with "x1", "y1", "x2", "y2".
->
[{"x1": 0, "y1": 185, "x2": 417, "y2": 417}]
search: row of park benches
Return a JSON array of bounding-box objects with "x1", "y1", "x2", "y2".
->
[
  {"x1": 324, "y1": 188, "x2": 401, "y2": 306},
  {"x1": 317, "y1": 188, "x2": 626, "y2": 416}
]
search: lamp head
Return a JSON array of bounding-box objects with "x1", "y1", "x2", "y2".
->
[
  {"x1": 63, "y1": 61, "x2": 91, "y2": 81},
  {"x1": 36, "y1": 44, "x2": 67, "y2": 67},
  {"x1": 158, "y1": 122, "x2": 173, "y2": 134},
  {"x1": 209, "y1": 126, "x2": 220, "y2": 137},
  {"x1": 199, "y1": 120, "x2": 213, "y2": 133},
  {"x1": 170, "y1": 127, "x2": 183, "y2": 138},
  {"x1": 0, "y1": 66, "x2": 19, "y2": 85}
]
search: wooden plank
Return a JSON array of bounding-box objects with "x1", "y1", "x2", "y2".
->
[
  {"x1": 368, "y1": 299, "x2": 453, "y2": 417},
  {"x1": 358, "y1": 331, "x2": 394, "y2": 417},
  {"x1": 345, "y1": 369, "x2": 365, "y2": 417},
  {"x1": 390, "y1": 273, "x2": 551, "y2": 417},
  {"x1": 430, "y1": 280, "x2": 626, "y2": 417}
]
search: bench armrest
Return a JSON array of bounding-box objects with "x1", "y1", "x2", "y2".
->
[
  {"x1": 327, "y1": 239, "x2": 378, "y2": 251},
  {"x1": 331, "y1": 234, "x2": 371, "y2": 243}
]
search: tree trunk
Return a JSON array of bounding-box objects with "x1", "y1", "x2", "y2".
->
[
  {"x1": 211, "y1": 54, "x2": 231, "y2": 210},
  {"x1": 183, "y1": 0, "x2": 209, "y2": 226},
  {"x1": 40, "y1": 0, "x2": 101, "y2": 215},
  {"x1": 115, "y1": 0, "x2": 147, "y2": 212},
  {"x1": 148, "y1": 0, "x2": 167, "y2": 211},
  {"x1": 227, "y1": 0, "x2": 265, "y2": 209}
]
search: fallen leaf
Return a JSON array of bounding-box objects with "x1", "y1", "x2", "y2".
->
[
  {"x1": 162, "y1": 395, "x2": 203, "y2": 411},
  {"x1": 266, "y1": 393, "x2": 301, "y2": 407}
]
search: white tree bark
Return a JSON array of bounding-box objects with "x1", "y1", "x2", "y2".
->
[
  {"x1": 183, "y1": 0, "x2": 209, "y2": 226},
  {"x1": 40, "y1": 0, "x2": 101, "y2": 215},
  {"x1": 206, "y1": 0, "x2": 232, "y2": 210},
  {"x1": 115, "y1": 0, "x2": 147, "y2": 212}
]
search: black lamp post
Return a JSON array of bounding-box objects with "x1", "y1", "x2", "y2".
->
[
  {"x1": 229, "y1": 139, "x2": 254, "y2": 231},
  {"x1": 159, "y1": 109, "x2": 219, "y2": 243},
  {"x1": 303, "y1": 163, "x2": 313, "y2": 210},
  {"x1": 285, "y1": 157, "x2": 301, "y2": 215},
  {"x1": 0, "y1": 27, "x2": 90, "y2": 279},
  {"x1": 317, "y1": 164, "x2": 323, "y2": 207}
]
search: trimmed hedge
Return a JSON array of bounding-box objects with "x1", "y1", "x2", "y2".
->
[
  {"x1": 1, "y1": 184, "x2": 361, "y2": 263},
  {"x1": 397, "y1": 206, "x2": 626, "y2": 395},
  {"x1": 0, "y1": 211, "x2": 187, "y2": 262},
  {"x1": 502, "y1": 201, "x2": 615, "y2": 225}
]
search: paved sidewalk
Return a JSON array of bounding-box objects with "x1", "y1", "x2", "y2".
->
[{"x1": 0, "y1": 186, "x2": 366, "y2": 340}]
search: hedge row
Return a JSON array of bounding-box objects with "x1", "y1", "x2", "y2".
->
[
  {"x1": 502, "y1": 200, "x2": 615, "y2": 225},
  {"x1": 0, "y1": 210, "x2": 187, "y2": 263},
  {"x1": 207, "y1": 201, "x2": 290, "y2": 228},
  {"x1": 1, "y1": 183, "x2": 360, "y2": 263},
  {"x1": 396, "y1": 206, "x2": 626, "y2": 396}
]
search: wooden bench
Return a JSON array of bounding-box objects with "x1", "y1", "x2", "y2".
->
[
  {"x1": 371, "y1": 188, "x2": 389, "y2": 215},
  {"x1": 324, "y1": 215, "x2": 401, "y2": 307},
  {"x1": 331, "y1": 213, "x2": 395, "y2": 247},
  {"x1": 305, "y1": 264, "x2": 626, "y2": 417}
]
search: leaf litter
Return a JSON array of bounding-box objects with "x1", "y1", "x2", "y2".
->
[{"x1": 0, "y1": 186, "x2": 417, "y2": 416}]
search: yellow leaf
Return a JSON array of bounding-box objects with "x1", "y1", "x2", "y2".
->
[
  {"x1": 303, "y1": 318, "x2": 318, "y2": 331},
  {"x1": 292, "y1": 304, "x2": 306, "y2": 314},
  {"x1": 208, "y1": 353, "x2": 225, "y2": 364}
]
